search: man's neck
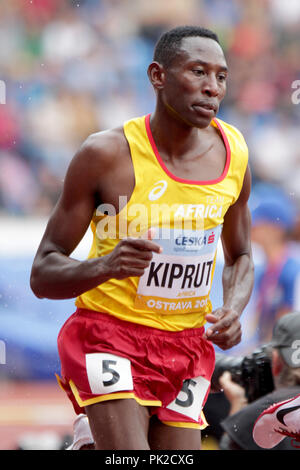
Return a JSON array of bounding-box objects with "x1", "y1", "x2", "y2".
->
[{"x1": 149, "y1": 106, "x2": 213, "y2": 161}]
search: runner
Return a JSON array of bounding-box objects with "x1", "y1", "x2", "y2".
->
[{"x1": 30, "y1": 25, "x2": 254, "y2": 450}]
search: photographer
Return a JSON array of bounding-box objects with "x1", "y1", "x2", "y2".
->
[{"x1": 216, "y1": 311, "x2": 300, "y2": 450}]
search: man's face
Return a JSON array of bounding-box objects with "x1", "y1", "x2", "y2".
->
[{"x1": 160, "y1": 36, "x2": 228, "y2": 128}]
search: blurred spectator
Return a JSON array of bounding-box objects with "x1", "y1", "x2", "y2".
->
[
  {"x1": 250, "y1": 192, "x2": 300, "y2": 344},
  {"x1": 219, "y1": 311, "x2": 300, "y2": 450}
]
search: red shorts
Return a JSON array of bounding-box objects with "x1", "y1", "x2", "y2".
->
[{"x1": 57, "y1": 308, "x2": 215, "y2": 429}]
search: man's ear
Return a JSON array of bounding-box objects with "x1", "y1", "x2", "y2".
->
[
  {"x1": 272, "y1": 349, "x2": 284, "y2": 376},
  {"x1": 147, "y1": 61, "x2": 165, "y2": 90}
]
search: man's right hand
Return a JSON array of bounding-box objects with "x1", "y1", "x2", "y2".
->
[{"x1": 101, "y1": 229, "x2": 162, "y2": 280}]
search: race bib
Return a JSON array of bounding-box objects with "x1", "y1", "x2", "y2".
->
[
  {"x1": 166, "y1": 376, "x2": 210, "y2": 421},
  {"x1": 86, "y1": 353, "x2": 133, "y2": 394},
  {"x1": 135, "y1": 226, "x2": 222, "y2": 314}
]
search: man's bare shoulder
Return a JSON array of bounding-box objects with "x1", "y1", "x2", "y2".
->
[
  {"x1": 77, "y1": 126, "x2": 129, "y2": 170},
  {"x1": 62, "y1": 125, "x2": 132, "y2": 198}
]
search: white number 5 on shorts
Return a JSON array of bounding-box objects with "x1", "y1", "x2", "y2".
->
[
  {"x1": 86, "y1": 353, "x2": 134, "y2": 394},
  {"x1": 166, "y1": 376, "x2": 210, "y2": 421}
]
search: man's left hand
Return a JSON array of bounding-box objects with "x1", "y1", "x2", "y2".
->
[{"x1": 203, "y1": 307, "x2": 242, "y2": 350}]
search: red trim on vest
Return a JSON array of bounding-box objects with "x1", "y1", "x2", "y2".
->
[{"x1": 145, "y1": 113, "x2": 231, "y2": 185}]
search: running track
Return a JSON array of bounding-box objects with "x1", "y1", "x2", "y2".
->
[{"x1": 0, "y1": 380, "x2": 74, "y2": 450}]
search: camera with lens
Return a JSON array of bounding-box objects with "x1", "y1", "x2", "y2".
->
[{"x1": 211, "y1": 345, "x2": 275, "y2": 403}]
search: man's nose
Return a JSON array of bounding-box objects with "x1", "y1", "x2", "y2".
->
[{"x1": 202, "y1": 74, "x2": 219, "y2": 97}]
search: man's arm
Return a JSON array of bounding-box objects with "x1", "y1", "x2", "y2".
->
[
  {"x1": 204, "y1": 165, "x2": 254, "y2": 349},
  {"x1": 30, "y1": 131, "x2": 161, "y2": 300}
]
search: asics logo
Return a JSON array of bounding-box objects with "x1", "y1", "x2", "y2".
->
[{"x1": 148, "y1": 180, "x2": 168, "y2": 201}]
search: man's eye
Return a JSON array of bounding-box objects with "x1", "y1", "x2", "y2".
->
[
  {"x1": 218, "y1": 74, "x2": 227, "y2": 82},
  {"x1": 192, "y1": 69, "x2": 205, "y2": 76}
]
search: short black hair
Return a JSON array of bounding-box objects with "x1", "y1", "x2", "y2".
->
[{"x1": 153, "y1": 25, "x2": 220, "y2": 68}]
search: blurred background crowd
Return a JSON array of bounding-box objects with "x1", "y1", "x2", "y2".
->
[
  {"x1": 1, "y1": 0, "x2": 300, "y2": 450},
  {"x1": 1, "y1": 0, "x2": 300, "y2": 215}
]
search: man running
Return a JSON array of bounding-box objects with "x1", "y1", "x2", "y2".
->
[{"x1": 30, "y1": 25, "x2": 254, "y2": 450}]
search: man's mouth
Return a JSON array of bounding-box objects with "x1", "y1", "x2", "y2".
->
[
  {"x1": 192, "y1": 102, "x2": 217, "y2": 116},
  {"x1": 193, "y1": 101, "x2": 217, "y2": 112}
]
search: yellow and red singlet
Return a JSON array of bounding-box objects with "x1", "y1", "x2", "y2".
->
[{"x1": 76, "y1": 114, "x2": 248, "y2": 331}]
